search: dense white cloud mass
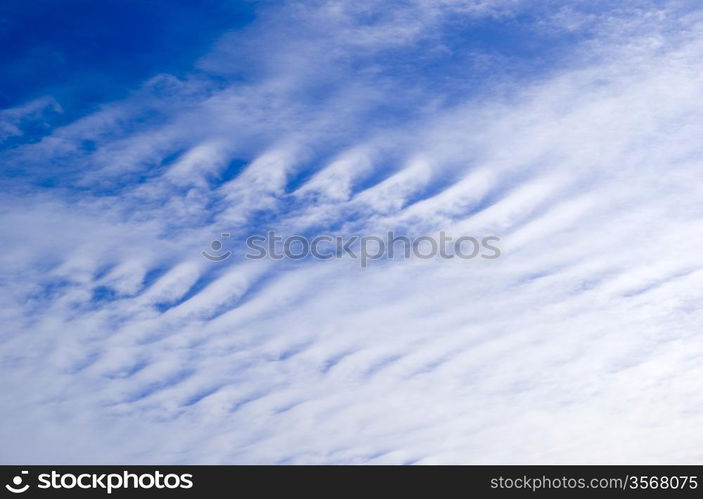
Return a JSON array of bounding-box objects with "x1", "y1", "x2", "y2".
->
[{"x1": 1, "y1": 0, "x2": 703, "y2": 463}]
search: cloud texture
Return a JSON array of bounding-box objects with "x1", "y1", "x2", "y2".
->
[{"x1": 1, "y1": 0, "x2": 703, "y2": 463}]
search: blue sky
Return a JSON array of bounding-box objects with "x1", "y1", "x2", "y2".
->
[
  {"x1": 2, "y1": 0, "x2": 703, "y2": 464},
  {"x1": 0, "y1": 1, "x2": 253, "y2": 116}
]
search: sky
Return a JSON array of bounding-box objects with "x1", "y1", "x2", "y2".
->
[{"x1": 1, "y1": 0, "x2": 703, "y2": 464}]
